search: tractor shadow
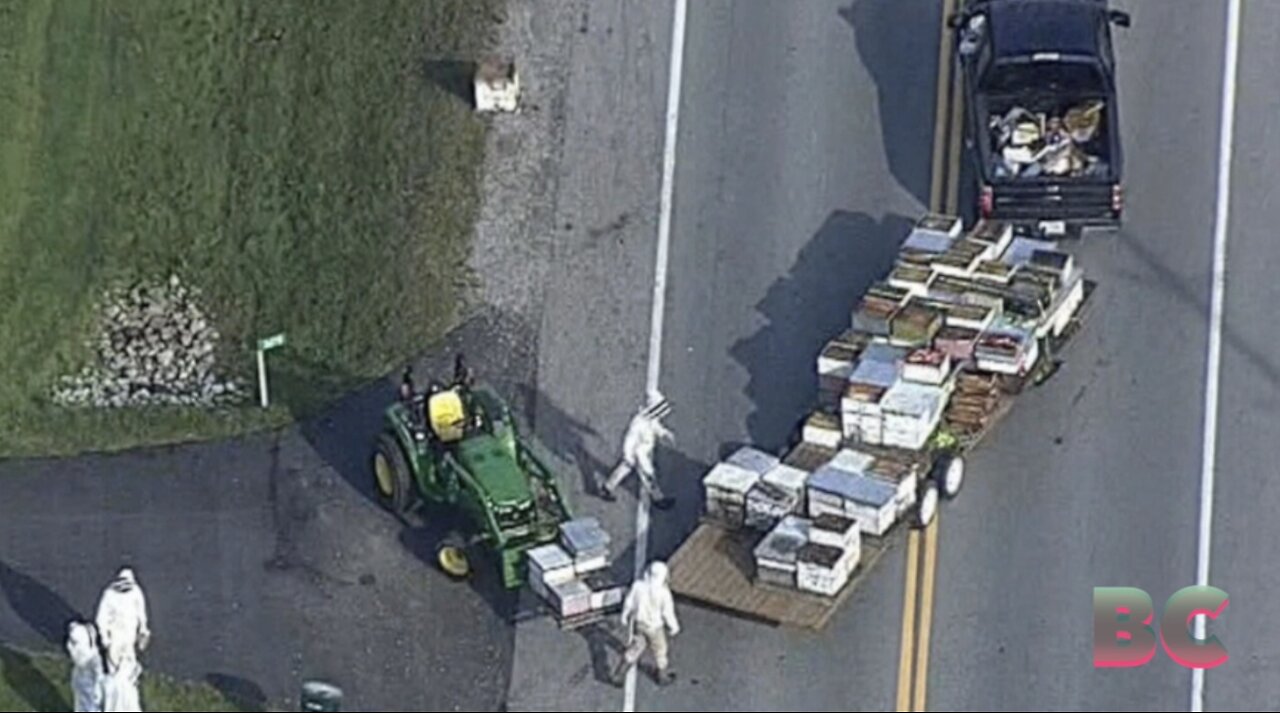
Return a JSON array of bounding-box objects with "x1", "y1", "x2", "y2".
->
[
  {"x1": 729, "y1": 210, "x2": 909, "y2": 449},
  {"x1": 841, "y1": 0, "x2": 943, "y2": 206},
  {"x1": 397, "y1": 510, "x2": 518, "y2": 624}
]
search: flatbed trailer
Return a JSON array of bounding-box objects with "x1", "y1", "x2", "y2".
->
[
  {"x1": 668, "y1": 278, "x2": 1097, "y2": 630},
  {"x1": 668, "y1": 520, "x2": 890, "y2": 630}
]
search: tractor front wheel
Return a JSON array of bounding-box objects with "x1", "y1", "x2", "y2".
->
[
  {"x1": 437, "y1": 535, "x2": 472, "y2": 580},
  {"x1": 373, "y1": 433, "x2": 413, "y2": 515}
]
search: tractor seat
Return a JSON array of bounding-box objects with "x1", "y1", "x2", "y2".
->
[{"x1": 428, "y1": 389, "x2": 467, "y2": 443}]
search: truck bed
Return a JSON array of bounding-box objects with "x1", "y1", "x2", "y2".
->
[{"x1": 667, "y1": 521, "x2": 889, "y2": 631}]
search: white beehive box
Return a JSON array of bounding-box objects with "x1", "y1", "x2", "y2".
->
[
  {"x1": 763, "y1": 463, "x2": 810, "y2": 509},
  {"x1": 902, "y1": 348, "x2": 952, "y2": 386},
  {"x1": 796, "y1": 542, "x2": 854, "y2": 597},
  {"x1": 703, "y1": 461, "x2": 761, "y2": 527},
  {"x1": 802, "y1": 411, "x2": 843, "y2": 449},
  {"x1": 548, "y1": 578, "x2": 593, "y2": 619},
  {"x1": 807, "y1": 466, "x2": 898, "y2": 536},
  {"x1": 526, "y1": 543, "x2": 576, "y2": 600},
  {"x1": 745, "y1": 480, "x2": 802, "y2": 530},
  {"x1": 753, "y1": 515, "x2": 811, "y2": 589},
  {"x1": 475, "y1": 58, "x2": 520, "y2": 113},
  {"x1": 811, "y1": 513, "x2": 861, "y2": 555},
  {"x1": 880, "y1": 380, "x2": 948, "y2": 451}
]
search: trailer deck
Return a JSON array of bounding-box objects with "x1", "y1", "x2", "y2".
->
[{"x1": 667, "y1": 520, "x2": 890, "y2": 630}]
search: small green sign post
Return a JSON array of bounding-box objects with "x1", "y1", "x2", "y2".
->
[{"x1": 256, "y1": 332, "x2": 286, "y2": 408}]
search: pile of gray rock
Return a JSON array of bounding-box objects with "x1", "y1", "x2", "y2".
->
[{"x1": 52, "y1": 275, "x2": 247, "y2": 409}]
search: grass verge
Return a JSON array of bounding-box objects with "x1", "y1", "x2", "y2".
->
[
  {"x1": 0, "y1": 644, "x2": 261, "y2": 712},
  {"x1": 0, "y1": 0, "x2": 502, "y2": 457}
]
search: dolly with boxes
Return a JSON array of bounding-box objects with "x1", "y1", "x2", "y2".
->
[{"x1": 525, "y1": 516, "x2": 627, "y2": 629}]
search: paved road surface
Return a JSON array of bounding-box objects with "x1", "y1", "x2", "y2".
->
[
  {"x1": 1200, "y1": 1, "x2": 1280, "y2": 710},
  {"x1": 0, "y1": 317, "x2": 524, "y2": 712},
  {"x1": 648, "y1": 1, "x2": 941, "y2": 710}
]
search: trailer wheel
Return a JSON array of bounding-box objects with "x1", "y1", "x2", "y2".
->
[
  {"x1": 374, "y1": 432, "x2": 413, "y2": 515},
  {"x1": 914, "y1": 480, "x2": 939, "y2": 529},
  {"x1": 933, "y1": 454, "x2": 965, "y2": 500}
]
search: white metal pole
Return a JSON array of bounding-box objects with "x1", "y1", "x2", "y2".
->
[{"x1": 257, "y1": 348, "x2": 269, "y2": 408}]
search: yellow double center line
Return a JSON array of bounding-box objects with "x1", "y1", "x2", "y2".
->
[{"x1": 897, "y1": 1, "x2": 964, "y2": 711}]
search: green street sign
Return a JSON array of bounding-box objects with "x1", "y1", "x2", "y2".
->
[{"x1": 258, "y1": 333, "x2": 286, "y2": 351}]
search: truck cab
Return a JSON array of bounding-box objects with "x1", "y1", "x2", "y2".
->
[{"x1": 951, "y1": 0, "x2": 1131, "y2": 237}]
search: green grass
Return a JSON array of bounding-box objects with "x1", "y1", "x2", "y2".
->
[
  {"x1": 0, "y1": 644, "x2": 261, "y2": 711},
  {"x1": 0, "y1": 0, "x2": 501, "y2": 457}
]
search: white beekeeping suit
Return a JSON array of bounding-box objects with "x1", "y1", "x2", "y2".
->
[
  {"x1": 101, "y1": 658, "x2": 143, "y2": 712},
  {"x1": 601, "y1": 400, "x2": 675, "y2": 507},
  {"x1": 66, "y1": 621, "x2": 105, "y2": 713},
  {"x1": 95, "y1": 568, "x2": 151, "y2": 675},
  {"x1": 611, "y1": 561, "x2": 680, "y2": 687}
]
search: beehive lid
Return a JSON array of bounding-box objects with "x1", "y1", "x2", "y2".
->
[
  {"x1": 704, "y1": 461, "x2": 761, "y2": 494},
  {"x1": 726, "y1": 446, "x2": 781, "y2": 477},
  {"x1": 809, "y1": 467, "x2": 897, "y2": 508},
  {"x1": 763, "y1": 463, "x2": 811, "y2": 493}
]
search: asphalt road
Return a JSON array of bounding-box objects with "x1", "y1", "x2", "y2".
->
[
  {"x1": 646, "y1": 1, "x2": 942, "y2": 710},
  {"x1": 0, "y1": 317, "x2": 526, "y2": 712},
  {"x1": 1200, "y1": 1, "x2": 1280, "y2": 709}
]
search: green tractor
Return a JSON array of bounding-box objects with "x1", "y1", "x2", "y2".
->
[{"x1": 372, "y1": 355, "x2": 572, "y2": 589}]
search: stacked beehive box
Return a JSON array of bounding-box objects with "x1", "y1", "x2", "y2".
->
[
  {"x1": 753, "y1": 515, "x2": 811, "y2": 588},
  {"x1": 703, "y1": 461, "x2": 760, "y2": 528},
  {"x1": 807, "y1": 464, "x2": 899, "y2": 536},
  {"x1": 944, "y1": 370, "x2": 1004, "y2": 438},
  {"x1": 527, "y1": 517, "x2": 625, "y2": 621}
]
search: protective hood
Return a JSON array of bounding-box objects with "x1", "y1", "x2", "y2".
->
[{"x1": 645, "y1": 561, "x2": 669, "y2": 588}]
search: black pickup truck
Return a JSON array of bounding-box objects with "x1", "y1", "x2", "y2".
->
[{"x1": 950, "y1": 0, "x2": 1131, "y2": 237}]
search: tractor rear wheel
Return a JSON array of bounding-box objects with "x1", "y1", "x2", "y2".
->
[{"x1": 373, "y1": 433, "x2": 413, "y2": 515}]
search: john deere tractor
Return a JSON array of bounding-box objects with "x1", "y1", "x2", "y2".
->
[{"x1": 372, "y1": 355, "x2": 572, "y2": 589}]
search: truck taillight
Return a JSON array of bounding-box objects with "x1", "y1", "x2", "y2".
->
[
  {"x1": 1112, "y1": 184, "x2": 1124, "y2": 213},
  {"x1": 979, "y1": 186, "x2": 994, "y2": 217}
]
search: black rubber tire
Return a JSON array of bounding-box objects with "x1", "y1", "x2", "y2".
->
[
  {"x1": 437, "y1": 533, "x2": 471, "y2": 581},
  {"x1": 914, "y1": 480, "x2": 940, "y2": 529},
  {"x1": 933, "y1": 453, "x2": 965, "y2": 500},
  {"x1": 374, "y1": 432, "x2": 414, "y2": 515}
]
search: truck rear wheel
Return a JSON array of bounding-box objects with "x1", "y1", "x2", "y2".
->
[{"x1": 373, "y1": 433, "x2": 413, "y2": 515}]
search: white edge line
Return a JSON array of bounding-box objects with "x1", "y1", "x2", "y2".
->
[
  {"x1": 627, "y1": 1, "x2": 688, "y2": 711},
  {"x1": 1192, "y1": 1, "x2": 1241, "y2": 711}
]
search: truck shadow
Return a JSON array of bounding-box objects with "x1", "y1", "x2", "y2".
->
[
  {"x1": 729, "y1": 210, "x2": 909, "y2": 450},
  {"x1": 841, "y1": 0, "x2": 944, "y2": 206}
]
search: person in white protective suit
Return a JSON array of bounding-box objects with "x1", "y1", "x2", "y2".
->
[
  {"x1": 94, "y1": 568, "x2": 151, "y2": 676},
  {"x1": 100, "y1": 658, "x2": 143, "y2": 712},
  {"x1": 600, "y1": 400, "x2": 675, "y2": 509},
  {"x1": 611, "y1": 561, "x2": 680, "y2": 687},
  {"x1": 66, "y1": 621, "x2": 105, "y2": 713}
]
